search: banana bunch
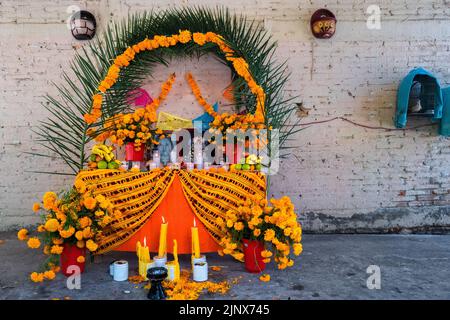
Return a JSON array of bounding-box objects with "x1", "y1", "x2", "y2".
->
[
  {"x1": 92, "y1": 144, "x2": 115, "y2": 162},
  {"x1": 88, "y1": 144, "x2": 121, "y2": 170},
  {"x1": 245, "y1": 154, "x2": 260, "y2": 165}
]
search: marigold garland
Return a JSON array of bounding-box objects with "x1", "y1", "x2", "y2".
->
[
  {"x1": 186, "y1": 72, "x2": 266, "y2": 136},
  {"x1": 185, "y1": 72, "x2": 218, "y2": 117},
  {"x1": 84, "y1": 29, "x2": 265, "y2": 128}
]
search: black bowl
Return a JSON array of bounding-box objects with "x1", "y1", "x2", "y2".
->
[{"x1": 147, "y1": 267, "x2": 168, "y2": 281}]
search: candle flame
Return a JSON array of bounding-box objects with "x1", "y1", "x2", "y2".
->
[
  {"x1": 143, "y1": 236, "x2": 147, "y2": 247},
  {"x1": 162, "y1": 216, "x2": 166, "y2": 224},
  {"x1": 193, "y1": 217, "x2": 197, "y2": 227}
]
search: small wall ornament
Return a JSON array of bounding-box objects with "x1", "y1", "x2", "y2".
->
[
  {"x1": 70, "y1": 10, "x2": 97, "y2": 40},
  {"x1": 310, "y1": 9, "x2": 336, "y2": 39}
]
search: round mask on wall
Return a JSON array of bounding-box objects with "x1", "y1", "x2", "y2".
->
[
  {"x1": 70, "y1": 10, "x2": 97, "y2": 40},
  {"x1": 310, "y1": 9, "x2": 336, "y2": 39}
]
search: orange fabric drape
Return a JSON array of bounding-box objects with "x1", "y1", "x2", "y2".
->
[
  {"x1": 75, "y1": 169, "x2": 266, "y2": 255},
  {"x1": 115, "y1": 175, "x2": 219, "y2": 254}
]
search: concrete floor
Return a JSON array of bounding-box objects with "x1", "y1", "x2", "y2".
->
[{"x1": 1, "y1": 231, "x2": 449, "y2": 300}]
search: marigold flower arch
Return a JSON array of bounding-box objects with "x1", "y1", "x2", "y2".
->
[{"x1": 84, "y1": 30, "x2": 266, "y2": 125}]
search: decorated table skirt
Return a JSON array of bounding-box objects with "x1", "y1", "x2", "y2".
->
[{"x1": 75, "y1": 169, "x2": 266, "y2": 255}]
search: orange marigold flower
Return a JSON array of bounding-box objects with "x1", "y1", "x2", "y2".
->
[
  {"x1": 50, "y1": 245, "x2": 64, "y2": 255},
  {"x1": 261, "y1": 250, "x2": 272, "y2": 258},
  {"x1": 95, "y1": 210, "x2": 105, "y2": 217},
  {"x1": 83, "y1": 197, "x2": 97, "y2": 210},
  {"x1": 44, "y1": 270, "x2": 56, "y2": 280},
  {"x1": 43, "y1": 245, "x2": 51, "y2": 255},
  {"x1": 76, "y1": 256, "x2": 85, "y2": 263},
  {"x1": 233, "y1": 222, "x2": 244, "y2": 231},
  {"x1": 44, "y1": 219, "x2": 59, "y2": 232},
  {"x1": 74, "y1": 179, "x2": 87, "y2": 193},
  {"x1": 293, "y1": 243, "x2": 303, "y2": 256},
  {"x1": 193, "y1": 32, "x2": 207, "y2": 45},
  {"x1": 27, "y1": 237, "x2": 41, "y2": 249},
  {"x1": 82, "y1": 227, "x2": 93, "y2": 239},
  {"x1": 42, "y1": 191, "x2": 57, "y2": 210},
  {"x1": 32, "y1": 202, "x2": 41, "y2": 213},
  {"x1": 178, "y1": 30, "x2": 192, "y2": 43},
  {"x1": 76, "y1": 240, "x2": 85, "y2": 248},
  {"x1": 79, "y1": 216, "x2": 92, "y2": 228},
  {"x1": 52, "y1": 237, "x2": 63, "y2": 245},
  {"x1": 86, "y1": 239, "x2": 98, "y2": 252},
  {"x1": 59, "y1": 226, "x2": 75, "y2": 239},
  {"x1": 263, "y1": 229, "x2": 275, "y2": 242},
  {"x1": 17, "y1": 228, "x2": 28, "y2": 241},
  {"x1": 232, "y1": 252, "x2": 244, "y2": 261},
  {"x1": 259, "y1": 274, "x2": 271, "y2": 282},
  {"x1": 75, "y1": 231, "x2": 83, "y2": 241},
  {"x1": 30, "y1": 272, "x2": 44, "y2": 283}
]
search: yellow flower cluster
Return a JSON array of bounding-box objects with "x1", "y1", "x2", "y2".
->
[
  {"x1": 18, "y1": 180, "x2": 121, "y2": 283},
  {"x1": 30, "y1": 269, "x2": 57, "y2": 283},
  {"x1": 104, "y1": 73, "x2": 175, "y2": 150},
  {"x1": 162, "y1": 269, "x2": 231, "y2": 300},
  {"x1": 217, "y1": 194, "x2": 302, "y2": 271},
  {"x1": 86, "y1": 30, "x2": 266, "y2": 127},
  {"x1": 210, "y1": 112, "x2": 266, "y2": 135}
]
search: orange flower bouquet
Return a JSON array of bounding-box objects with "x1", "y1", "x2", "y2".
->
[
  {"x1": 102, "y1": 73, "x2": 176, "y2": 161},
  {"x1": 17, "y1": 180, "x2": 120, "y2": 281},
  {"x1": 216, "y1": 195, "x2": 302, "y2": 275}
]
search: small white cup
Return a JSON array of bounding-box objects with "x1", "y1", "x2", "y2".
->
[
  {"x1": 153, "y1": 255, "x2": 167, "y2": 268},
  {"x1": 112, "y1": 260, "x2": 129, "y2": 282},
  {"x1": 193, "y1": 261, "x2": 208, "y2": 282}
]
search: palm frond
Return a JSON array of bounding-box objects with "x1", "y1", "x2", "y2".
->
[{"x1": 34, "y1": 7, "x2": 300, "y2": 174}]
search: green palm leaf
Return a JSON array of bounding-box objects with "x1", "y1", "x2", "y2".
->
[{"x1": 32, "y1": 7, "x2": 299, "y2": 175}]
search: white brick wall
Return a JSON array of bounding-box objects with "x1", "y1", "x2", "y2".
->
[{"x1": 1, "y1": 0, "x2": 449, "y2": 231}]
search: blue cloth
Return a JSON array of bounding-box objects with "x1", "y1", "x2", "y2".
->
[
  {"x1": 439, "y1": 86, "x2": 450, "y2": 136},
  {"x1": 192, "y1": 102, "x2": 218, "y2": 131},
  {"x1": 394, "y1": 68, "x2": 443, "y2": 128}
]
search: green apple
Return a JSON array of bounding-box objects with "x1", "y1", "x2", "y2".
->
[
  {"x1": 234, "y1": 164, "x2": 242, "y2": 170},
  {"x1": 255, "y1": 164, "x2": 262, "y2": 171},
  {"x1": 107, "y1": 161, "x2": 118, "y2": 169},
  {"x1": 242, "y1": 164, "x2": 250, "y2": 170},
  {"x1": 90, "y1": 154, "x2": 97, "y2": 162},
  {"x1": 97, "y1": 160, "x2": 108, "y2": 169}
]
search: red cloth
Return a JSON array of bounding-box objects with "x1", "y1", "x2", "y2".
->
[{"x1": 115, "y1": 175, "x2": 220, "y2": 254}]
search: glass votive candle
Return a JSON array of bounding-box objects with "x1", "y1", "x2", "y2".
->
[
  {"x1": 131, "y1": 161, "x2": 140, "y2": 170},
  {"x1": 172, "y1": 162, "x2": 180, "y2": 170},
  {"x1": 149, "y1": 162, "x2": 158, "y2": 170},
  {"x1": 120, "y1": 161, "x2": 129, "y2": 171},
  {"x1": 186, "y1": 162, "x2": 194, "y2": 171}
]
